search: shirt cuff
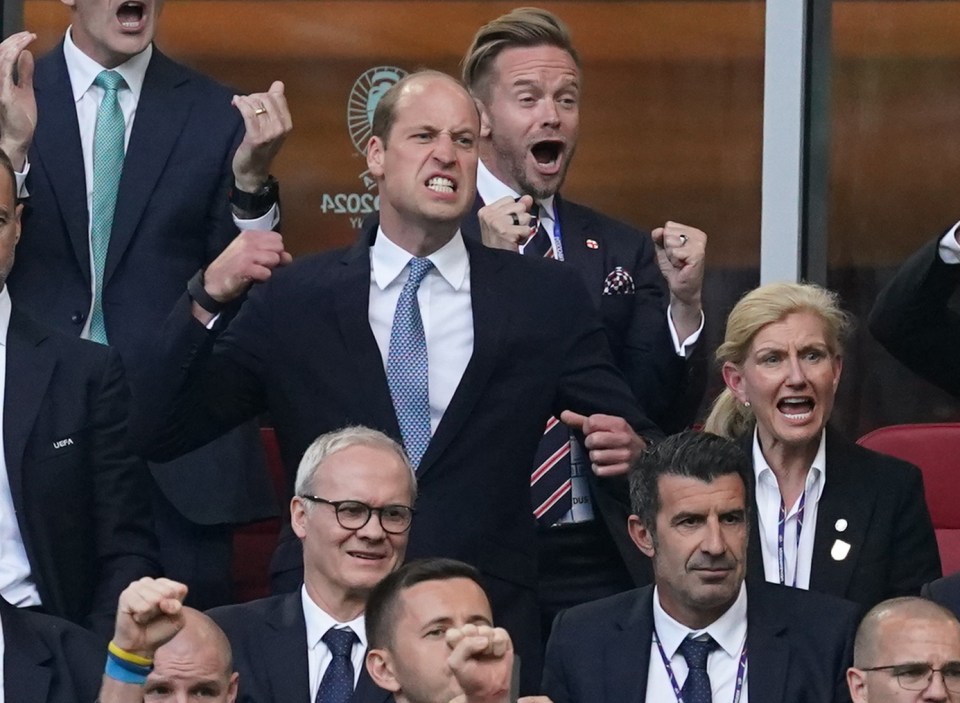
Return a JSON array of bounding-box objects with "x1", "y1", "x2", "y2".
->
[
  {"x1": 233, "y1": 202, "x2": 279, "y2": 231},
  {"x1": 938, "y1": 223, "x2": 960, "y2": 265},
  {"x1": 667, "y1": 305, "x2": 705, "y2": 358},
  {"x1": 15, "y1": 161, "x2": 30, "y2": 199}
]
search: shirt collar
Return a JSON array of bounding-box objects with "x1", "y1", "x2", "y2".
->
[
  {"x1": 0, "y1": 286, "x2": 11, "y2": 347},
  {"x1": 476, "y1": 159, "x2": 556, "y2": 223},
  {"x1": 371, "y1": 226, "x2": 468, "y2": 292},
  {"x1": 652, "y1": 582, "x2": 748, "y2": 659},
  {"x1": 63, "y1": 26, "x2": 151, "y2": 104},
  {"x1": 301, "y1": 585, "x2": 367, "y2": 652},
  {"x1": 752, "y1": 427, "x2": 828, "y2": 502}
]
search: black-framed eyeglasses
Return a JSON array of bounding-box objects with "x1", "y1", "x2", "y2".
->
[
  {"x1": 860, "y1": 663, "x2": 960, "y2": 693},
  {"x1": 299, "y1": 496, "x2": 415, "y2": 534}
]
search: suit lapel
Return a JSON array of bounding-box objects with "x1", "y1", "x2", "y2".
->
[
  {"x1": 746, "y1": 584, "x2": 789, "y2": 702},
  {"x1": 417, "y1": 238, "x2": 505, "y2": 477},
  {"x1": 3, "y1": 310, "x2": 56, "y2": 515},
  {"x1": 104, "y1": 50, "x2": 193, "y2": 286},
  {"x1": 459, "y1": 195, "x2": 483, "y2": 241},
  {"x1": 32, "y1": 46, "x2": 90, "y2": 280},
  {"x1": 264, "y1": 592, "x2": 312, "y2": 701},
  {"x1": 809, "y1": 429, "x2": 870, "y2": 599},
  {"x1": 334, "y1": 223, "x2": 400, "y2": 436},
  {"x1": 2, "y1": 601, "x2": 53, "y2": 702},
  {"x1": 553, "y1": 195, "x2": 604, "y2": 303},
  {"x1": 608, "y1": 587, "x2": 653, "y2": 703}
]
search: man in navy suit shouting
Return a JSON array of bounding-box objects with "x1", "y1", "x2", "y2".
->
[{"x1": 0, "y1": 0, "x2": 291, "y2": 608}]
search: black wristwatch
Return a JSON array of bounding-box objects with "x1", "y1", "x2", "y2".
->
[
  {"x1": 187, "y1": 269, "x2": 225, "y2": 314},
  {"x1": 229, "y1": 175, "x2": 279, "y2": 216}
]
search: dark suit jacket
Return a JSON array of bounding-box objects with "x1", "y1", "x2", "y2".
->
[
  {"x1": 10, "y1": 42, "x2": 274, "y2": 525},
  {"x1": 922, "y1": 572, "x2": 960, "y2": 617},
  {"x1": 5, "y1": 307, "x2": 159, "y2": 634},
  {"x1": 542, "y1": 581, "x2": 859, "y2": 703},
  {"x1": 743, "y1": 428, "x2": 941, "y2": 609},
  {"x1": 132, "y1": 221, "x2": 659, "y2": 692},
  {"x1": 463, "y1": 193, "x2": 706, "y2": 587},
  {"x1": 1, "y1": 596, "x2": 103, "y2": 703},
  {"x1": 209, "y1": 592, "x2": 391, "y2": 703},
  {"x1": 869, "y1": 234, "x2": 960, "y2": 399}
]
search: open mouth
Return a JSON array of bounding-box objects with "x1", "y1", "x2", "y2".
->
[
  {"x1": 530, "y1": 140, "x2": 564, "y2": 169},
  {"x1": 347, "y1": 550, "x2": 385, "y2": 561},
  {"x1": 777, "y1": 397, "x2": 815, "y2": 421},
  {"x1": 117, "y1": 1, "x2": 146, "y2": 29},
  {"x1": 426, "y1": 176, "x2": 456, "y2": 194}
]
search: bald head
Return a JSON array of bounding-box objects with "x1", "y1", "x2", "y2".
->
[
  {"x1": 147, "y1": 608, "x2": 238, "y2": 702},
  {"x1": 855, "y1": 597, "x2": 960, "y2": 667}
]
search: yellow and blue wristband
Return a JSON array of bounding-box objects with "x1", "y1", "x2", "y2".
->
[{"x1": 105, "y1": 641, "x2": 154, "y2": 685}]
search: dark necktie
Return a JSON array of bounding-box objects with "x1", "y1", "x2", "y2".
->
[
  {"x1": 386, "y1": 257, "x2": 434, "y2": 470},
  {"x1": 679, "y1": 635, "x2": 719, "y2": 703},
  {"x1": 523, "y1": 203, "x2": 571, "y2": 526},
  {"x1": 316, "y1": 627, "x2": 358, "y2": 703}
]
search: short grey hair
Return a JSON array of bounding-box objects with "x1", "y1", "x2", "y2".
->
[{"x1": 293, "y1": 426, "x2": 417, "y2": 502}]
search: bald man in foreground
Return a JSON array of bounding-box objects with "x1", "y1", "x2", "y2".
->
[
  {"x1": 847, "y1": 596, "x2": 960, "y2": 702},
  {"x1": 98, "y1": 578, "x2": 238, "y2": 703}
]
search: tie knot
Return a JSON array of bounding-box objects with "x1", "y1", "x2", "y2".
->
[
  {"x1": 322, "y1": 627, "x2": 358, "y2": 657},
  {"x1": 95, "y1": 69, "x2": 126, "y2": 92},
  {"x1": 406, "y1": 257, "x2": 434, "y2": 287},
  {"x1": 679, "y1": 635, "x2": 718, "y2": 670}
]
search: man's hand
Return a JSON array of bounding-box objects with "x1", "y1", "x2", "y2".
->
[
  {"x1": 652, "y1": 221, "x2": 706, "y2": 342},
  {"x1": 112, "y1": 577, "x2": 188, "y2": 660},
  {"x1": 560, "y1": 411, "x2": 648, "y2": 477},
  {"x1": 199, "y1": 229, "x2": 292, "y2": 317},
  {"x1": 478, "y1": 195, "x2": 536, "y2": 251},
  {"x1": 231, "y1": 80, "x2": 292, "y2": 193},
  {"x1": 0, "y1": 31, "x2": 37, "y2": 171},
  {"x1": 447, "y1": 624, "x2": 514, "y2": 703}
]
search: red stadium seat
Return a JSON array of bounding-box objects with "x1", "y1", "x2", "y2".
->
[
  {"x1": 857, "y1": 423, "x2": 960, "y2": 576},
  {"x1": 231, "y1": 428, "x2": 286, "y2": 602}
]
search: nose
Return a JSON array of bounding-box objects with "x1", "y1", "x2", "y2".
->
[
  {"x1": 538, "y1": 98, "x2": 561, "y2": 128},
  {"x1": 356, "y1": 509, "x2": 387, "y2": 541},
  {"x1": 432, "y1": 133, "x2": 457, "y2": 165},
  {"x1": 700, "y1": 516, "x2": 726, "y2": 556},
  {"x1": 785, "y1": 352, "x2": 808, "y2": 388},
  {"x1": 923, "y1": 669, "x2": 949, "y2": 702}
]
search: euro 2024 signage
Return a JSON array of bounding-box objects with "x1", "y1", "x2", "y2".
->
[{"x1": 321, "y1": 66, "x2": 408, "y2": 229}]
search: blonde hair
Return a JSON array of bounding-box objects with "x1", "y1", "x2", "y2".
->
[{"x1": 703, "y1": 282, "x2": 851, "y2": 439}]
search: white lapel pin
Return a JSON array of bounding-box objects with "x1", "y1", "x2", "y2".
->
[
  {"x1": 834, "y1": 518, "x2": 848, "y2": 533},
  {"x1": 831, "y1": 539, "x2": 851, "y2": 561}
]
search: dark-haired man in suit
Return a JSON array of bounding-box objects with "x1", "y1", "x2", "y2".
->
[
  {"x1": 131, "y1": 69, "x2": 658, "y2": 693},
  {"x1": 543, "y1": 431, "x2": 860, "y2": 703},
  {"x1": 0, "y1": 1, "x2": 291, "y2": 608}
]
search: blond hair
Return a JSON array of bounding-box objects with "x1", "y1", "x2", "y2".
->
[{"x1": 703, "y1": 282, "x2": 851, "y2": 438}]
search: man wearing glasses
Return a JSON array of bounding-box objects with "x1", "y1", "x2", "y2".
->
[
  {"x1": 207, "y1": 426, "x2": 413, "y2": 703},
  {"x1": 848, "y1": 597, "x2": 960, "y2": 702}
]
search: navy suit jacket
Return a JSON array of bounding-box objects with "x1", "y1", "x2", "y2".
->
[
  {"x1": 209, "y1": 592, "x2": 391, "y2": 703},
  {"x1": 922, "y1": 572, "x2": 960, "y2": 617},
  {"x1": 869, "y1": 234, "x2": 960, "y2": 398},
  {"x1": 5, "y1": 306, "x2": 159, "y2": 635},
  {"x1": 1, "y1": 596, "x2": 103, "y2": 703},
  {"x1": 542, "y1": 582, "x2": 859, "y2": 703},
  {"x1": 10, "y1": 42, "x2": 274, "y2": 525},
  {"x1": 742, "y1": 428, "x2": 941, "y2": 609},
  {"x1": 132, "y1": 220, "x2": 659, "y2": 692}
]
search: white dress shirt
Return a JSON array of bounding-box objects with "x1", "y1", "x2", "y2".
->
[
  {"x1": 940, "y1": 225, "x2": 960, "y2": 264},
  {"x1": 0, "y1": 287, "x2": 41, "y2": 607},
  {"x1": 302, "y1": 586, "x2": 367, "y2": 698},
  {"x1": 753, "y1": 428, "x2": 827, "y2": 590},
  {"x1": 14, "y1": 27, "x2": 278, "y2": 339},
  {"x1": 647, "y1": 583, "x2": 749, "y2": 703},
  {"x1": 476, "y1": 159, "x2": 703, "y2": 356},
  {"x1": 368, "y1": 227, "x2": 474, "y2": 433}
]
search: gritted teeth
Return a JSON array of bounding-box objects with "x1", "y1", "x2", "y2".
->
[
  {"x1": 426, "y1": 176, "x2": 455, "y2": 193},
  {"x1": 531, "y1": 140, "x2": 563, "y2": 165},
  {"x1": 117, "y1": 1, "x2": 145, "y2": 27}
]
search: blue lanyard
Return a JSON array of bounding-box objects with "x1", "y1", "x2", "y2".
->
[
  {"x1": 653, "y1": 631, "x2": 747, "y2": 703},
  {"x1": 543, "y1": 200, "x2": 565, "y2": 261},
  {"x1": 777, "y1": 490, "x2": 806, "y2": 587}
]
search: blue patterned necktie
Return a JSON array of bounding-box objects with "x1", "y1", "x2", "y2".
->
[
  {"x1": 316, "y1": 627, "x2": 358, "y2": 703},
  {"x1": 88, "y1": 69, "x2": 127, "y2": 345},
  {"x1": 386, "y1": 257, "x2": 434, "y2": 469},
  {"x1": 679, "y1": 635, "x2": 718, "y2": 703}
]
